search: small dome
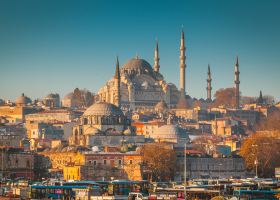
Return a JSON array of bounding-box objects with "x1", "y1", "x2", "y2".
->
[
  {"x1": 121, "y1": 57, "x2": 153, "y2": 75},
  {"x1": 84, "y1": 127, "x2": 101, "y2": 135},
  {"x1": 155, "y1": 100, "x2": 168, "y2": 111},
  {"x1": 15, "y1": 93, "x2": 32, "y2": 105},
  {"x1": 154, "y1": 124, "x2": 181, "y2": 139},
  {"x1": 45, "y1": 93, "x2": 59, "y2": 99},
  {"x1": 83, "y1": 102, "x2": 124, "y2": 116}
]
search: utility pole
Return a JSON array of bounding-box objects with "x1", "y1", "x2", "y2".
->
[
  {"x1": 1, "y1": 148, "x2": 4, "y2": 182},
  {"x1": 184, "y1": 143, "x2": 187, "y2": 200}
]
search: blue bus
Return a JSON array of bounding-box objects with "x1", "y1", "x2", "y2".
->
[{"x1": 233, "y1": 190, "x2": 280, "y2": 200}]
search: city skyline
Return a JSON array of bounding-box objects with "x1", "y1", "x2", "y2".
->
[{"x1": 0, "y1": 0, "x2": 280, "y2": 101}]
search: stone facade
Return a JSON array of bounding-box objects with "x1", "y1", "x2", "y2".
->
[
  {"x1": 176, "y1": 156, "x2": 246, "y2": 180},
  {"x1": 0, "y1": 147, "x2": 34, "y2": 179},
  {"x1": 63, "y1": 151, "x2": 142, "y2": 181},
  {"x1": 98, "y1": 57, "x2": 180, "y2": 111}
]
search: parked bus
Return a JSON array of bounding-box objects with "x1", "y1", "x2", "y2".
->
[
  {"x1": 97, "y1": 180, "x2": 150, "y2": 196},
  {"x1": 233, "y1": 190, "x2": 280, "y2": 200},
  {"x1": 31, "y1": 184, "x2": 101, "y2": 199}
]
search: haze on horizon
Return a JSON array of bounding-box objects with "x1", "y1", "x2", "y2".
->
[{"x1": 0, "y1": 0, "x2": 279, "y2": 101}]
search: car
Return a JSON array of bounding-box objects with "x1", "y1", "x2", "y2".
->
[{"x1": 128, "y1": 192, "x2": 148, "y2": 200}]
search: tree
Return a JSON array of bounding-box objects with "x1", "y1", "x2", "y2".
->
[
  {"x1": 210, "y1": 88, "x2": 239, "y2": 108},
  {"x1": 255, "y1": 109, "x2": 280, "y2": 131},
  {"x1": 142, "y1": 143, "x2": 176, "y2": 181},
  {"x1": 241, "y1": 96, "x2": 257, "y2": 105},
  {"x1": 263, "y1": 95, "x2": 275, "y2": 105},
  {"x1": 239, "y1": 131, "x2": 280, "y2": 177}
]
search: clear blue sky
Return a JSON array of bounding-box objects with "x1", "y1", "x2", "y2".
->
[{"x1": 0, "y1": 0, "x2": 279, "y2": 101}]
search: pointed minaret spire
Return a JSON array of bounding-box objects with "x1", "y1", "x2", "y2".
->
[
  {"x1": 234, "y1": 56, "x2": 240, "y2": 109},
  {"x1": 154, "y1": 39, "x2": 160, "y2": 73},
  {"x1": 114, "y1": 56, "x2": 120, "y2": 79},
  {"x1": 179, "y1": 27, "x2": 187, "y2": 97},
  {"x1": 114, "y1": 56, "x2": 121, "y2": 108},
  {"x1": 207, "y1": 64, "x2": 212, "y2": 101}
]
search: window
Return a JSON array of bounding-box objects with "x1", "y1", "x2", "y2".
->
[
  {"x1": 26, "y1": 160, "x2": 30, "y2": 168},
  {"x1": 129, "y1": 160, "x2": 133, "y2": 164},
  {"x1": 103, "y1": 160, "x2": 107, "y2": 165},
  {"x1": 118, "y1": 160, "x2": 122, "y2": 165},
  {"x1": 93, "y1": 160, "x2": 97, "y2": 166}
]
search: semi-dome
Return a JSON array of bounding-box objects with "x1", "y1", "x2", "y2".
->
[
  {"x1": 84, "y1": 127, "x2": 101, "y2": 135},
  {"x1": 121, "y1": 57, "x2": 153, "y2": 75},
  {"x1": 83, "y1": 102, "x2": 124, "y2": 116},
  {"x1": 15, "y1": 93, "x2": 32, "y2": 105}
]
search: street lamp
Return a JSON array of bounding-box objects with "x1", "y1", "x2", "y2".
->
[{"x1": 252, "y1": 144, "x2": 258, "y2": 178}]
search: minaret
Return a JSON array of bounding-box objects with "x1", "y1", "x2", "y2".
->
[
  {"x1": 234, "y1": 56, "x2": 240, "y2": 109},
  {"x1": 207, "y1": 64, "x2": 212, "y2": 100},
  {"x1": 154, "y1": 39, "x2": 160, "y2": 73},
  {"x1": 179, "y1": 29, "x2": 186, "y2": 97},
  {"x1": 114, "y1": 56, "x2": 121, "y2": 108}
]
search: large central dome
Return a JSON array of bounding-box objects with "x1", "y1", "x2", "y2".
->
[
  {"x1": 83, "y1": 102, "x2": 124, "y2": 116},
  {"x1": 121, "y1": 57, "x2": 153, "y2": 75}
]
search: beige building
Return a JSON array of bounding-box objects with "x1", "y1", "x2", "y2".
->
[
  {"x1": 211, "y1": 117, "x2": 239, "y2": 137},
  {"x1": 63, "y1": 151, "x2": 143, "y2": 181},
  {"x1": 173, "y1": 107, "x2": 209, "y2": 121},
  {"x1": 0, "y1": 124, "x2": 26, "y2": 147},
  {"x1": 25, "y1": 121, "x2": 63, "y2": 140},
  {"x1": 0, "y1": 94, "x2": 40, "y2": 122},
  {"x1": 0, "y1": 147, "x2": 34, "y2": 179},
  {"x1": 39, "y1": 147, "x2": 86, "y2": 170},
  {"x1": 25, "y1": 109, "x2": 82, "y2": 123}
]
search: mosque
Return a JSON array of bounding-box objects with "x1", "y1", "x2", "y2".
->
[
  {"x1": 68, "y1": 30, "x2": 194, "y2": 147},
  {"x1": 97, "y1": 30, "x2": 190, "y2": 111},
  {"x1": 68, "y1": 30, "x2": 241, "y2": 148}
]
